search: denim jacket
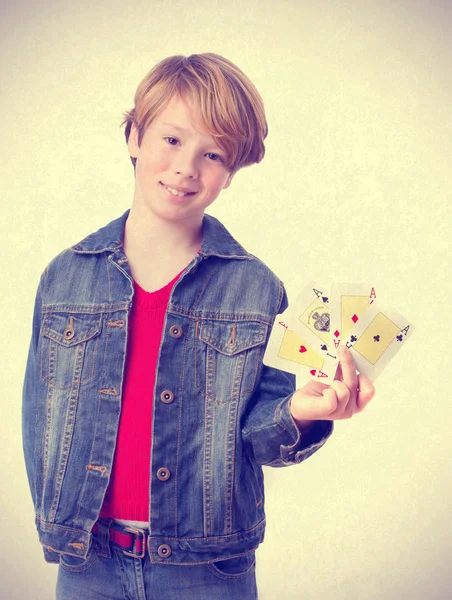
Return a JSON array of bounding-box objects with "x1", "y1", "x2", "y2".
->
[{"x1": 22, "y1": 209, "x2": 333, "y2": 565}]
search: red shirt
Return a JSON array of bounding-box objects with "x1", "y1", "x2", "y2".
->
[{"x1": 99, "y1": 269, "x2": 184, "y2": 522}]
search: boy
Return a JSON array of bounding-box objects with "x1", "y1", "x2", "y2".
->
[{"x1": 22, "y1": 53, "x2": 374, "y2": 600}]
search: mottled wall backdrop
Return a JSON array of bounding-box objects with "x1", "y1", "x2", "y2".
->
[{"x1": 1, "y1": 0, "x2": 451, "y2": 598}]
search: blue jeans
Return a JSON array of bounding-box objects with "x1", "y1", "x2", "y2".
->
[{"x1": 56, "y1": 523, "x2": 258, "y2": 600}]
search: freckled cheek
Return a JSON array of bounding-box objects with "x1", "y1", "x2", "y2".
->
[
  {"x1": 137, "y1": 155, "x2": 169, "y2": 180},
  {"x1": 153, "y1": 158, "x2": 170, "y2": 172}
]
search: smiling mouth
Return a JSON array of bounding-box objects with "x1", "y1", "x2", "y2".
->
[{"x1": 160, "y1": 182, "x2": 197, "y2": 197}]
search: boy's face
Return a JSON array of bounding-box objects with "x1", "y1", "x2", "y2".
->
[{"x1": 127, "y1": 94, "x2": 234, "y2": 224}]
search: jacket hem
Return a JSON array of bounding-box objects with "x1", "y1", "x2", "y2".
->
[{"x1": 35, "y1": 516, "x2": 266, "y2": 564}]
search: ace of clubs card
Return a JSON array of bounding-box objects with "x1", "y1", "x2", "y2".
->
[{"x1": 342, "y1": 303, "x2": 414, "y2": 380}]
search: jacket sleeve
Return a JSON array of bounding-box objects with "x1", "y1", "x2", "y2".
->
[
  {"x1": 242, "y1": 281, "x2": 333, "y2": 467},
  {"x1": 22, "y1": 269, "x2": 62, "y2": 564},
  {"x1": 22, "y1": 270, "x2": 46, "y2": 515}
]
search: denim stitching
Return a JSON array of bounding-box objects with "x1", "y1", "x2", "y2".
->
[
  {"x1": 49, "y1": 369, "x2": 82, "y2": 519},
  {"x1": 224, "y1": 397, "x2": 238, "y2": 534},
  {"x1": 41, "y1": 378, "x2": 54, "y2": 503},
  {"x1": 75, "y1": 312, "x2": 111, "y2": 523},
  {"x1": 40, "y1": 314, "x2": 101, "y2": 389},
  {"x1": 115, "y1": 548, "x2": 134, "y2": 600},
  {"x1": 174, "y1": 318, "x2": 192, "y2": 537},
  {"x1": 195, "y1": 321, "x2": 267, "y2": 404},
  {"x1": 203, "y1": 392, "x2": 214, "y2": 537}
]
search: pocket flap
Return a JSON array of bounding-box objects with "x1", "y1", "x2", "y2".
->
[
  {"x1": 42, "y1": 312, "x2": 102, "y2": 347},
  {"x1": 199, "y1": 320, "x2": 268, "y2": 356}
]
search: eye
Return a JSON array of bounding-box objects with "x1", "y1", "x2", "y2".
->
[
  {"x1": 163, "y1": 137, "x2": 179, "y2": 145},
  {"x1": 206, "y1": 153, "x2": 223, "y2": 162}
]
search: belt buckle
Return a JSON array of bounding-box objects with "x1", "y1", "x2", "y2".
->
[{"x1": 122, "y1": 526, "x2": 146, "y2": 559}]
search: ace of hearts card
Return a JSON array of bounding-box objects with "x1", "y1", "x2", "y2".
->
[{"x1": 262, "y1": 312, "x2": 338, "y2": 384}]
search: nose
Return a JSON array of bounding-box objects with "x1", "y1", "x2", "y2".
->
[{"x1": 172, "y1": 148, "x2": 199, "y2": 179}]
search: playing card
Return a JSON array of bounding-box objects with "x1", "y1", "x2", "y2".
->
[
  {"x1": 330, "y1": 284, "x2": 377, "y2": 349},
  {"x1": 342, "y1": 303, "x2": 414, "y2": 380},
  {"x1": 263, "y1": 313, "x2": 338, "y2": 383},
  {"x1": 287, "y1": 282, "x2": 338, "y2": 361}
]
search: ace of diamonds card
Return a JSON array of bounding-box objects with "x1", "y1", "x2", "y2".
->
[{"x1": 330, "y1": 283, "x2": 377, "y2": 349}]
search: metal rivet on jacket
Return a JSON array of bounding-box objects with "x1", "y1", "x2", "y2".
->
[
  {"x1": 157, "y1": 544, "x2": 172, "y2": 558},
  {"x1": 63, "y1": 316, "x2": 75, "y2": 340},
  {"x1": 157, "y1": 468, "x2": 171, "y2": 481},
  {"x1": 160, "y1": 390, "x2": 174, "y2": 404},
  {"x1": 169, "y1": 325, "x2": 183, "y2": 338}
]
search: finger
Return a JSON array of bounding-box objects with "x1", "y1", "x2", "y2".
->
[
  {"x1": 291, "y1": 387, "x2": 338, "y2": 421},
  {"x1": 338, "y1": 346, "x2": 358, "y2": 392},
  {"x1": 356, "y1": 374, "x2": 376, "y2": 412},
  {"x1": 334, "y1": 361, "x2": 343, "y2": 382},
  {"x1": 328, "y1": 379, "x2": 351, "y2": 414},
  {"x1": 321, "y1": 388, "x2": 339, "y2": 417}
]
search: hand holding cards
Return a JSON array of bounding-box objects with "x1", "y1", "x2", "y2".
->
[{"x1": 263, "y1": 282, "x2": 414, "y2": 383}]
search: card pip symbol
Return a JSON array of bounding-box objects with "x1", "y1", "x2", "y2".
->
[
  {"x1": 396, "y1": 334, "x2": 403, "y2": 342},
  {"x1": 346, "y1": 335, "x2": 358, "y2": 348},
  {"x1": 352, "y1": 314, "x2": 359, "y2": 324},
  {"x1": 373, "y1": 335, "x2": 380, "y2": 342},
  {"x1": 310, "y1": 369, "x2": 328, "y2": 378},
  {"x1": 299, "y1": 345, "x2": 307, "y2": 353},
  {"x1": 312, "y1": 311, "x2": 330, "y2": 332}
]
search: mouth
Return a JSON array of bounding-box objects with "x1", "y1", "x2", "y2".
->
[{"x1": 160, "y1": 182, "x2": 197, "y2": 197}]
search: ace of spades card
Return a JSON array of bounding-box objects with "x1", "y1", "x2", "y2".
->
[
  {"x1": 288, "y1": 282, "x2": 338, "y2": 361},
  {"x1": 342, "y1": 303, "x2": 414, "y2": 380}
]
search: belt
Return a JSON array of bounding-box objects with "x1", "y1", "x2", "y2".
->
[{"x1": 92, "y1": 520, "x2": 149, "y2": 558}]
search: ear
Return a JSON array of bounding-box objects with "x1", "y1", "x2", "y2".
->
[
  {"x1": 127, "y1": 122, "x2": 140, "y2": 158},
  {"x1": 223, "y1": 172, "x2": 235, "y2": 190}
]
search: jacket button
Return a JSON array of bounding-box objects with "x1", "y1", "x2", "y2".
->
[
  {"x1": 157, "y1": 544, "x2": 172, "y2": 558},
  {"x1": 157, "y1": 468, "x2": 171, "y2": 481},
  {"x1": 169, "y1": 325, "x2": 183, "y2": 338},
  {"x1": 160, "y1": 390, "x2": 174, "y2": 404}
]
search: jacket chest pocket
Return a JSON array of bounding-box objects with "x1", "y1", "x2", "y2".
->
[
  {"x1": 40, "y1": 312, "x2": 102, "y2": 391},
  {"x1": 194, "y1": 319, "x2": 268, "y2": 404}
]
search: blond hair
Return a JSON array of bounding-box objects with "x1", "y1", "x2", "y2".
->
[{"x1": 121, "y1": 53, "x2": 268, "y2": 176}]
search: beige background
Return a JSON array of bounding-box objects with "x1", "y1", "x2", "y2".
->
[{"x1": 2, "y1": 0, "x2": 451, "y2": 598}]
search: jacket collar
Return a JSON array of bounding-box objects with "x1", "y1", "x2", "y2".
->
[{"x1": 71, "y1": 209, "x2": 251, "y2": 260}]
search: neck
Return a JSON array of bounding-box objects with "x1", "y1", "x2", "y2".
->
[{"x1": 123, "y1": 203, "x2": 203, "y2": 257}]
